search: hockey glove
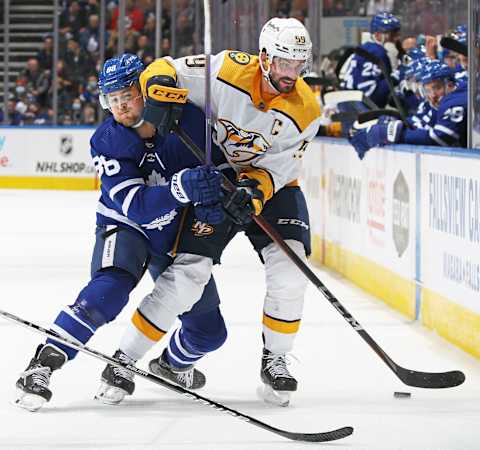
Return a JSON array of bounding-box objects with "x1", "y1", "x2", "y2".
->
[
  {"x1": 223, "y1": 178, "x2": 264, "y2": 225},
  {"x1": 365, "y1": 116, "x2": 404, "y2": 148},
  {"x1": 142, "y1": 75, "x2": 188, "y2": 137},
  {"x1": 169, "y1": 166, "x2": 221, "y2": 203},
  {"x1": 348, "y1": 123, "x2": 371, "y2": 160}
]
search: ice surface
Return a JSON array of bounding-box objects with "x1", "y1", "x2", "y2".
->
[{"x1": 1, "y1": 189, "x2": 479, "y2": 450}]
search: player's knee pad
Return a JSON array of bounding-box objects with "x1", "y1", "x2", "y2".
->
[
  {"x1": 262, "y1": 240, "x2": 307, "y2": 318},
  {"x1": 180, "y1": 308, "x2": 227, "y2": 354},
  {"x1": 71, "y1": 268, "x2": 137, "y2": 329},
  {"x1": 139, "y1": 253, "x2": 213, "y2": 330}
]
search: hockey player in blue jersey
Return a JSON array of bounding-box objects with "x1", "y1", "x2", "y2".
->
[
  {"x1": 339, "y1": 11, "x2": 401, "y2": 108},
  {"x1": 14, "y1": 54, "x2": 228, "y2": 411},
  {"x1": 349, "y1": 59, "x2": 467, "y2": 159}
]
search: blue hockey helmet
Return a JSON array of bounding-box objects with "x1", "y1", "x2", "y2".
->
[
  {"x1": 419, "y1": 60, "x2": 454, "y2": 85},
  {"x1": 370, "y1": 11, "x2": 401, "y2": 33},
  {"x1": 454, "y1": 24, "x2": 467, "y2": 43},
  {"x1": 98, "y1": 53, "x2": 144, "y2": 96},
  {"x1": 402, "y1": 46, "x2": 426, "y2": 66}
]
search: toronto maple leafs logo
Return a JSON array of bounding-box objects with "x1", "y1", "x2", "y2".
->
[
  {"x1": 142, "y1": 209, "x2": 178, "y2": 231},
  {"x1": 146, "y1": 170, "x2": 168, "y2": 187},
  {"x1": 217, "y1": 119, "x2": 270, "y2": 165}
]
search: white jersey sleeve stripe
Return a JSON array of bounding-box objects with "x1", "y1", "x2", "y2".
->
[
  {"x1": 429, "y1": 128, "x2": 449, "y2": 146},
  {"x1": 109, "y1": 178, "x2": 145, "y2": 201},
  {"x1": 122, "y1": 186, "x2": 141, "y2": 216},
  {"x1": 96, "y1": 202, "x2": 148, "y2": 237},
  {"x1": 434, "y1": 124, "x2": 460, "y2": 139}
]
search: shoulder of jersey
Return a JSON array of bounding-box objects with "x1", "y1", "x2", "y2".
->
[
  {"x1": 362, "y1": 41, "x2": 386, "y2": 58},
  {"x1": 217, "y1": 51, "x2": 320, "y2": 132},
  {"x1": 91, "y1": 116, "x2": 140, "y2": 156},
  {"x1": 217, "y1": 50, "x2": 259, "y2": 93},
  {"x1": 440, "y1": 87, "x2": 468, "y2": 111}
]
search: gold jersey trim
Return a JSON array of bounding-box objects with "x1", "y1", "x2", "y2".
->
[
  {"x1": 216, "y1": 52, "x2": 320, "y2": 132},
  {"x1": 132, "y1": 309, "x2": 166, "y2": 342},
  {"x1": 262, "y1": 313, "x2": 301, "y2": 334}
]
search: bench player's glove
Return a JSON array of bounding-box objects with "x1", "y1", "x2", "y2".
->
[
  {"x1": 223, "y1": 178, "x2": 264, "y2": 225},
  {"x1": 170, "y1": 166, "x2": 224, "y2": 224}
]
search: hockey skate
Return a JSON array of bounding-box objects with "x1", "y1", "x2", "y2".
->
[
  {"x1": 14, "y1": 344, "x2": 67, "y2": 412},
  {"x1": 95, "y1": 350, "x2": 136, "y2": 405},
  {"x1": 259, "y1": 348, "x2": 297, "y2": 407},
  {"x1": 149, "y1": 350, "x2": 206, "y2": 390}
]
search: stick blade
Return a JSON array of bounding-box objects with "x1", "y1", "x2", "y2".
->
[
  {"x1": 277, "y1": 426, "x2": 354, "y2": 443},
  {"x1": 398, "y1": 368, "x2": 465, "y2": 389}
]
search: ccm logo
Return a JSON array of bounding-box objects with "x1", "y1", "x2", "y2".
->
[
  {"x1": 150, "y1": 87, "x2": 187, "y2": 102},
  {"x1": 277, "y1": 218, "x2": 309, "y2": 230}
]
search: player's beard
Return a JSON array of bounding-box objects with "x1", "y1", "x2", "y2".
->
[
  {"x1": 270, "y1": 75, "x2": 296, "y2": 94},
  {"x1": 116, "y1": 110, "x2": 141, "y2": 127}
]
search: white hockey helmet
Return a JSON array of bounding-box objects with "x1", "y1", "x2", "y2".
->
[{"x1": 259, "y1": 17, "x2": 312, "y2": 79}]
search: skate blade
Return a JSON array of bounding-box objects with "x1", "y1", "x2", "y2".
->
[
  {"x1": 94, "y1": 381, "x2": 127, "y2": 405},
  {"x1": 257, "y1": 384, "x2": 291, "y2": 407},
  {"x1": 13, "y1": 388, "x2": 47, "y2": 412}
]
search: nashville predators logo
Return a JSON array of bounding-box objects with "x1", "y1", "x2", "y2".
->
[
  {"x1": 191, "y1": 220, "x2": 214, "y2": 237},
  {"x1": 228, "y1": 51, "x2": 251, "y2": 65},
  {"x1": 217, "y1": 119, "x2": 271, "y2": 165}
]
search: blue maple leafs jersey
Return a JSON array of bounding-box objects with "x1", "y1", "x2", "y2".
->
[
  {"x1": 408, "y1": 100, "x2": 437, "y2": 130},
  {"x1": 90, "y1": 103, "x2": 218, "y2": 256},
  {"x1": 339, "y1": 42, "x2": 392, "y2": 108},
  {"x1": 403, "y1": 81, "x2": 467, "y2": 147}
]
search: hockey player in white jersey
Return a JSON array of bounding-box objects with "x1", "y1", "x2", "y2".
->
[{"x1": 97, "y1": 17, "x2": 321, "y2": 407}]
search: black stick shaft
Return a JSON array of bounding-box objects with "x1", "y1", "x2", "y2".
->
[
  {"x1": 0, "y1": 308, "x2": 352, "y2": 443},
  {"x1": 173, "y1": 124, "x2": 465, "y2": 389}
]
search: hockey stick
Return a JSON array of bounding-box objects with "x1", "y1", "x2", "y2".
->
[
  {"x1": 203, "y1": 0, "x2": 212, "y2": 165},
  {"x1": 440, "y1": 37, "x2": 468, "y2": 57},
  {"x1": 331, "y1": 108, "x2": 402, "y2": 124},
  {"x1": 0, "y1": 309, "x2": 352, "y2": 443},
  {"x1": 352, "y1": 47, "x2": 410, "y2": 127},
  {"x1": 173, "y1": 124, "x2": 466, "y2": 390}
]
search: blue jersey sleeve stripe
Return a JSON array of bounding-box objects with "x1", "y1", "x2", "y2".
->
[
  {"x1": 121, "y1": 185, "x2": 142, "y2": 216},
  {"x1": 109, "y1": 178, "x2": 145, "y2": 201}
]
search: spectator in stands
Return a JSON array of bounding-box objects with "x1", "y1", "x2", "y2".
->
[
  {"x1": 64, "y1": 38, "x2": 95, "y2": 90},
  {"x1": 136, "y1": 34, "x2": 155, "y2": 65},
  {"x1": 36, "y1": 35, "x2": 54, "y2": 71},
  {"x1": 175, "y1": 10, "x2": 194, "y2": 57},
  {"x1": 110, "y1": 0, "x2": 145, "y2": 33},
  {"x1": 79, "y1": 14, "x2": 101, "y2": 55},
  {"x1": 59, "y1": 1, "x2": 87, "y2": 40},
  {"x1": 81, "y1": 103, "x2": 97, "y2": 124},
  {"x1": 83, "y1": 0, "x2": 100, "y2": 16},
  {"x1": 79, "y1": 74, "x2": 99, "y2": 105}
]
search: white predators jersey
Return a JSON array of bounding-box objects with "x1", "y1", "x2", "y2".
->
[{"x1": 146, "y1": 51, "x2": 321, "y2": 201}]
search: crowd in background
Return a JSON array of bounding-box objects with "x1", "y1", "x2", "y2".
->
[{"x1": 2, "y1": 0, "x2": 469, "y2": 127}]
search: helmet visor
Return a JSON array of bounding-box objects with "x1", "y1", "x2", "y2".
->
[{"x1": 272, "y1": 56, "x2": 311, "y2": 77}]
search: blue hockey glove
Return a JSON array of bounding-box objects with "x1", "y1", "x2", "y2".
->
[
  {"x1": 170, "y1": 166, "x2": 224, "y2": 224},
  {"x1": 170, "y1": 166, "x2": 222, "y2": 205},
  {"x1": 348, "y1": 125, "x2": 371, "y2": 160},
  {"x1": 194, "y1": 202, "x2": 225, "y2": 225},
  {"x1": 223, "y1": 178, "x2": 264, "y2": 225},
  {"x1": 366, "y1": 116, "x2": 404, "y2": 148}
]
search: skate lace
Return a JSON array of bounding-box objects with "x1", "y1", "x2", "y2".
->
[
  {"x1": 112, "y1": 353, "x2": 135, "y2": 381},
  {"x1": 176, "y1": 368, "x2": 194, "y2": 388},
  {"x1": 21, "y1": 366, "x2": 51, "y2": 388},
  {"x1": 264, "y1": 353, "x2": 294, "y2": 379}
]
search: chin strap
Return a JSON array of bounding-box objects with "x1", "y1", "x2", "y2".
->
[
  {"x1": 259, "y1": 52, "x2": 280, "y2": 94},
  {"x1": 131, "y1": 118, "x2": 145, "y2": 128}
]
